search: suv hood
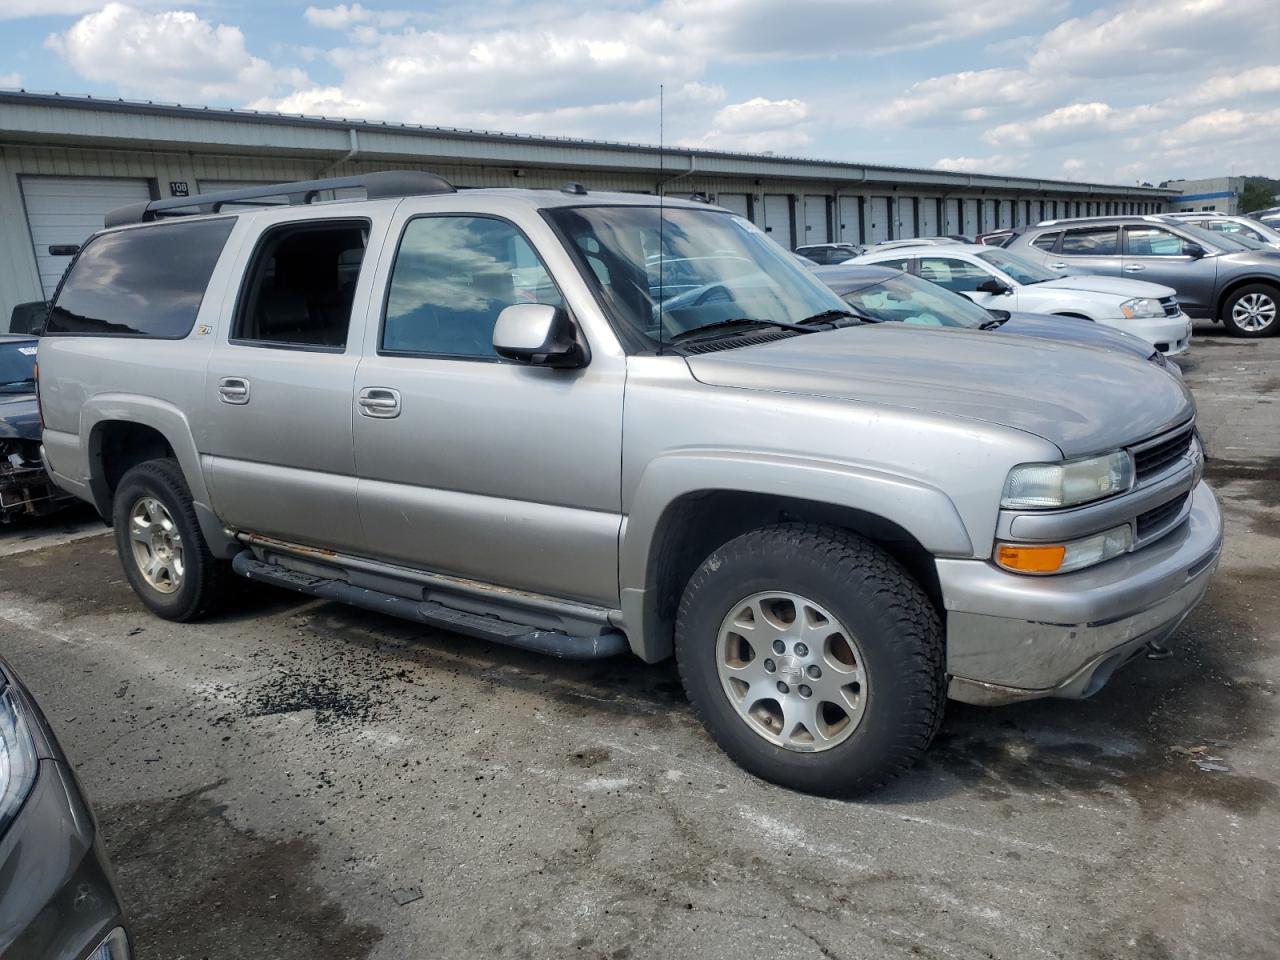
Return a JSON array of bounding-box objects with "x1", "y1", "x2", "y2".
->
[
  {"x1": 685, "y1": 325, "x2": 1192, "y2": 458},
  {"x1": 1033, "y1": 275, "x2": 1174, "y2": 299}
]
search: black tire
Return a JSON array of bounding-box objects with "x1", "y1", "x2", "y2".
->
[
  {"x1": 675, "y1": 523, "x2": 945, "y2": 798},
  {"x1": 112, "y1": 458, "x2": 228, "y2": 622},
  {"x1": 1221, "y1": 283, "x2": 1280, "y2": 338}
]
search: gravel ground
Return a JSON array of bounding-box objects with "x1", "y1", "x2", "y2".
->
[{"x1": 1, "y1": 321, "x2": 1277, "y2": 960}]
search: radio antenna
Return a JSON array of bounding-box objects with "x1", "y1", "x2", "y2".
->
[{"x1": 657, "y1": 83, "x2": 665, "y2": 355}]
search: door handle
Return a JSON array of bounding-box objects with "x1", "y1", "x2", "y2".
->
[
  {"x1": 358, "y1": 387, "x2": 401, "y2": 419},
  {"x1": 1123, "y1": 264, "x2": 1145, "y2": 272},
  {"x1": 218, "y1": 377, "x2": 250, "y2": 405},
  {"x1": 1048, "y1": 262, "x2": 1067, "y2": 269}
]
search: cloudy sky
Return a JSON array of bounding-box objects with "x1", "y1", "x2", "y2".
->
[{"x1": 1, "y1": 0, "x2": 1276, "y2": 186}]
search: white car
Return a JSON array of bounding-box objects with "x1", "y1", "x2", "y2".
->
[
  {"x1": 849, "y1": 243, "x2": 1193, "y2": 356},
  {"x1": 1160, "y1": 213, "x2": 1280, "y2": 250}
]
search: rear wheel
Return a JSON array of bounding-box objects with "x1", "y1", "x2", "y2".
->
[
  {"x1": 112, "y1": 458, "x2": 227, "y2": 621},
  {"x1": 675, "y1": 523, "x2": 945, "y2": 797},
  {"x1": 1221, "y1": 283, "x2": 1279, "y2": 337}
]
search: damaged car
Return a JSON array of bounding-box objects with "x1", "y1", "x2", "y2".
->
[{"x1": 1, "y1": 335, "x2": 74, "y2": 524}]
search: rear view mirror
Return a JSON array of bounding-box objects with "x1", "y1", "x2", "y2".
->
[
  {"x1": 975, "y1": 278, "x2": 1012, "y2": 295},
  {"x1": 493, "y1": 303, "x2": 587, "y2": 368},
  {"x1": 1184, "y1": 243, "x2": 1206, "y2": 260}
]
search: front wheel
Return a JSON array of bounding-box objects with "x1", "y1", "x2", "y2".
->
[
  {"x1": 112, "y1": 458, "x2": 227, "y2": 622},
  {"x1": 675, "y1": 523, "x2": 945, "y2": 797},
  {"x1": 1221, "y1": 284, "x2": 1279, "y2": 337}
]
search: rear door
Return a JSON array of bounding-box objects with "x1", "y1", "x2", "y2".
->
[
  {"x1": 1046, "y1": 224, "x2": 1125, "y2": 277},
  {"x1": 203, "y1": 209, "x2": 391, "y2": 552},
  {"x1": 1121, "y1": 224, "x2": 1218, "y2": 314}
]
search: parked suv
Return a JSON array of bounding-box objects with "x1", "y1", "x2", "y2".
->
[
  {"x1": 1007, "y1": 216, "x2": 1280, "y2": 337},
  {"x1": 37, "y1": 173, "x2": 1222, "y2": 797}
]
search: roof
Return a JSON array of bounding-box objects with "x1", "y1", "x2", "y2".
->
[
  {"x1": 0, "y1": 89, "x2": 1176, "y2": 198},
  {"x1": 810, "y1": 264, "x2": 906, "y2": 290}
]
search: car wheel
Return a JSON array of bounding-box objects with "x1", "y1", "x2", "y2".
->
[
  {"x1": 112, "y1": 458, "x2": 228, "y2": 622},
  {"x1": 1221, "y1": 284, "x2": 1279, "y2": 337},
  {"x1": 675, "y1": 523, "x2": 945, "y2": 797}
]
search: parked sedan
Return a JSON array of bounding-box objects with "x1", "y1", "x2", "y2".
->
[
  {"x1": 1007, "y1": 216, "x2": 1280, "y2": 337},
  {"x1": 2, "y1": 335, "x2": 75, "y2": 523},
  {"x1": 811, "y1": 264, "x2": 1176, "y2": 368},
  {"x1": 0, "y1": 657, "x2": 131, "y2": 959},
  {"x1": 849, "y1": 244, "x2": 1193, "y2": 356}
]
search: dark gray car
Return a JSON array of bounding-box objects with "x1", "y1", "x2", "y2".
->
[
  {"x1": 0, "y1": 657, "x2": 130, "y2": 960},
  {"x1": 1007, "y1": 216, "x2": 1280, "y2": 337}
]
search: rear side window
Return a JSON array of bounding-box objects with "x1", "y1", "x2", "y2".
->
[
  {"x1": 1060, "y1": 227, "x2": 1118, "y2": 256},
  {"x1": 233, "y1": 221, "x2": 368, "y2": 350},
  {"x1": 46, "y1": 218, "x2": 234, "y2": 338},
  {"x1": 1030, "y1": 232, "x2": 1060, "y2": 251}
]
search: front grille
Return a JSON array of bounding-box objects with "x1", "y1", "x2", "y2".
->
[
  {"x1": 1133, "y1": 425, "x2": 1193, "y2": 481},
  {"x1": 1160, "y1": 296, "x2": 1180, "y2": 317},
  {"x1": 1136, "y1": 492, "x2": 1189, "y2": 538}
]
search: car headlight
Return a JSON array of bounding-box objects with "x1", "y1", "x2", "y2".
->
[
  {"x1": 1121, "y1": 297, "x2": 1162, "y2": 319},
  {"x1": 996, "y1": 523, "x2": 1134, "y2": 575},
  {"x1": 0, "y1": 684, "x2": 39, "y2": 836},
  {"x1": 1002, "y1": 451, "x2": 1134, "y2": 509}
]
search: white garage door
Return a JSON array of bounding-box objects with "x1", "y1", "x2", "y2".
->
[
  {"x1": 919, "y1": 198, "x2": 939, "y2": 236},
  {"x1": 944, "y1": 199, "x2": 961, "y2": 234},
  {"x1": 867, "y1": 197, "x2": 891, "y2": 243},
  {"x1": 717, "y1": 193, "x2": 750, "y2": 219},
  {"x1": 802, "y1": 195, "x2": 829, "y2": 244},
  {"x1": 896, "y1": 198, "x2": 917, "y2": 239},
  {"x1": 763, "y1": 195, "x2": 793, "y2": 249},
  {"x1": 962, "y1": 199, "x2": 979, "y2": 236},
  {"x1": 836, "y1": 196, "x2": 860, "y2": 243},
  {"x1": 21, "y1": 176, "x2": 153, "y2": 297}
]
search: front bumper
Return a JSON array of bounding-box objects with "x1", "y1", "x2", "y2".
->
[
  {"x1": 1100, "y1": 312, "x2": 1193, "y2": 357},
  {"x1": 939, "y1": 481, "x2": 1222, "y2": 706}
]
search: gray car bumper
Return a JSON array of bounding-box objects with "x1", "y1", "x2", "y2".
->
[{"x1": 938, "y1": 481, "x2": 1223, "y2": 706}]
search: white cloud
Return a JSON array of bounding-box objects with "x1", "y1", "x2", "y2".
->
[
  {"x1": 666, "y1": 0, "x2": 1054, "y2": 59},
  {"x1": 933, "y1": 154, "x2": 1028, "y2": 174},
  {"x1": 0, "y1": 0, "x2": 112, "y2": 21},
  {"x1": 681, "y1": 97, "x2": 811, "y2": 153},
  {"x1": 47, "y1": 3, "x2": 306, "y2": 102},
  {"x1": 303, "y1": 4, "x2": 418, "y2": 30},
  {"x1": 1029, "y1": 0, "x2": 1278, "y2": 76},
  {"x1": 871, "y1": 68, "x2": 1055, "y2": 127},
  {"x1": 1172, "y1": 65, "x2": 1280, "y2": 106},
  {"x1": 0, "y1": 73, "x2": 19, "y2": 88}
]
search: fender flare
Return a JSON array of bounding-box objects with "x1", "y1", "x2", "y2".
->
[
  {"x1": 81, "y1": 395, "x2": 237, "y2": 558},
  {"x1": 617, "y1": 450, "x2": 973, "y2": 661}
]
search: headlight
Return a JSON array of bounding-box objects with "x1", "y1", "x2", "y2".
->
[
  {"x1": 1121, "y1": 297, "x2": 1162, "y2": 319},
  {"x1": 0, "y1": 684, "x2": 39, "y2": 836},
  {"x1": 1002, "y1": 451, "x2": 1134, "y2": 509},
  {"x1": 996, "y1": 523, "x2": 1134, "y2": 575}
]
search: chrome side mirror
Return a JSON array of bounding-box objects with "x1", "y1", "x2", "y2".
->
[{"x1": 492, "y1": 303, "x2": 587, "y2": 368}]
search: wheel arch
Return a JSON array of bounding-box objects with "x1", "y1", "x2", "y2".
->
[
  {"x1": 619, "y1": 454, "x2": 973, "y2": 662},
  {"x1": 82, "y1": 396, "x2": 237, "y2": 557},
  {"x1": 1216, "y1": 275, "x2": 1280, "y2": 320}
]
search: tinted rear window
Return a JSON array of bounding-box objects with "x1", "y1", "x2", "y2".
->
[{"x1": 46, "y1": 218, "x2": 234, "y2": 338}]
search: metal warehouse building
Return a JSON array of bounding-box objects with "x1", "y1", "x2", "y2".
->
[{"x1": 0, "y1": 90, "x2": 1175, "y2": 327}]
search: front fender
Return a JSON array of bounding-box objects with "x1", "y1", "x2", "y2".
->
[{"x1": 617, "y1": 449, "x2": 973, "y2": 660}]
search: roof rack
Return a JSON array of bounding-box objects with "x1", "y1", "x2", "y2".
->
[{"x1": 104, "y1": 170, "x2": 455, "y2": 227}]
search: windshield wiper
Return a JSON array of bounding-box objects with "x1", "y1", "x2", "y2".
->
[
  {"x1": 979, "y1": 316, "x2": 1009, "y2": 331},
  {"x1": 668, "y1": 317, "x2": 816, "y2": 343},
  {"x1": 798, "y1": 309, "x2": 866, "y2": 326}
]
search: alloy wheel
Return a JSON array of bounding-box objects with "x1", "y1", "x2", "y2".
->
[
  {"x1": 1233, "y1": 292, "x2": 1276, "y2": 332},
  {"x1": 716, "y1": 591, "x2": 869, "y2": 752},
  {"x1": 129, "y1": 496, "x2": 185, "y2": 594}
]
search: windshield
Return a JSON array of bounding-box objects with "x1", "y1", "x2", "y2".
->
[
  {"x1": 545, "y1": 206, "x2": 850, "y2": 347},
  {"x1": 838, "y1": 272, "x2": 993, "y2": 329},
  {"x1": 975, "y1": 248, "x2": 1058, "y2": 285},
  {"x1": 0, "y1": 341, "x2": 38, "y2": 394}
]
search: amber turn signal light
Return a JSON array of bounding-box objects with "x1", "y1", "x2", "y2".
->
[{"x1": 996, "y1": 543, "x2": 1066, "y2": 574}]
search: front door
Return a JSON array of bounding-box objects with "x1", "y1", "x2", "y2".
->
[
  {"x1": 203, "y1": 216, "x2": 383, "y2": 553},
  {"x1": 1121, "y1": 225, "x2": 1220, "y2": 315},
  {"x1": 352, "y1": 212, "x2": 625, "y2": 607}
]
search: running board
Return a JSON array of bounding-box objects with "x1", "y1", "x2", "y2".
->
[{"x1": 231, "y1": 553, "x2": 629, "y2": 660}]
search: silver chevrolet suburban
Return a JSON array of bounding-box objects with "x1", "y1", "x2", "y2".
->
[{"x1": 36, "y1": 172, "x2": 1223, "y2": 796}]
